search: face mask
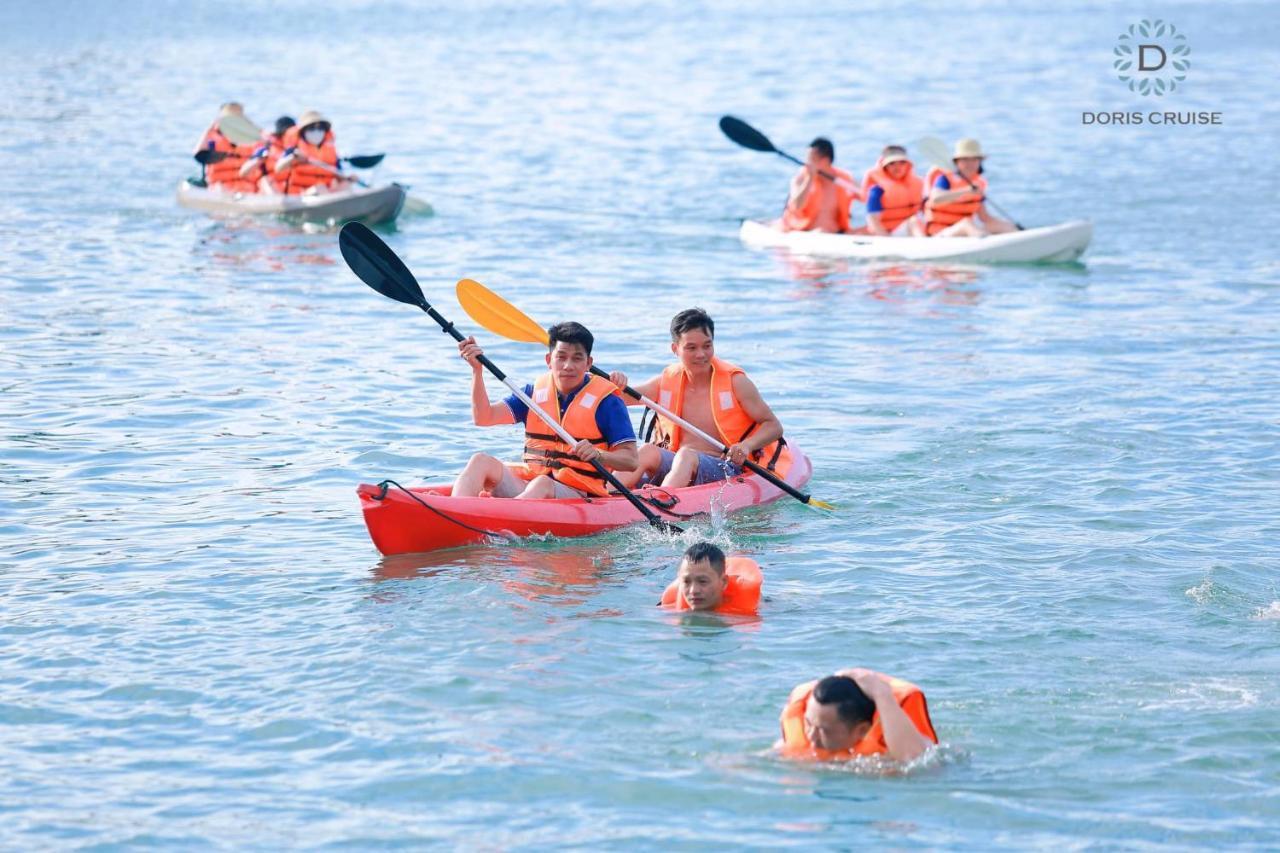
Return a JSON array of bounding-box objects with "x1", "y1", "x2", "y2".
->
[{"x1": 303, "y1": 128, "x2": 326, "y2": 146}]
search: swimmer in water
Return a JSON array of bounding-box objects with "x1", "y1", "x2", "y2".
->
[
  {"x1": 777, "y1": 669, "x2": 938, "y2": 762},
  {"x1": 672, "y1": 542, "x2": 729, "y2": 611},
  {"x1": 659, "y1": 542, "x2": 763, "y2": 616}
]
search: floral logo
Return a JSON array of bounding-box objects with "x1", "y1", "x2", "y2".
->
[{"x1": 1114, "y1": 19, "x2": 1190, "y2": 96}]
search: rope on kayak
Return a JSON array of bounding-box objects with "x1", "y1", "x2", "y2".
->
[
  {"x1": 373, "y1": 479, "x2": 509, "y2": 540},
  {"x1": 634, "y1": 487, "x2": 711, "y2": 521},
  {"x1": 373, "y1": 479, "x2": 707, "y2": 534}
]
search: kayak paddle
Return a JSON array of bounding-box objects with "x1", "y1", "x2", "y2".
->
[
  {"x1": 402, "y1": 196, "x2": 434, "y2": 215},
  {"x1": 342, "y1": 153, "x2": 385, "y2": 169},
  {"x1": 337, "y1": 223, "x2": 683, "y2": 534},
  {"x1": 193, "y1": 149, "x2": 228, "y2": 165},
  {"x1": 217, "y1": 113, "x2": 263, "y2": 146},
  {"x1": 456, "y1": 277, "x2": 834, "y2": 512},
  {"x1": 719, "y1": 115, "x2": 842, "y2": 183},
  {"x1": 917, "y1": 136, "x2": 1024, "y2": 230},
  {"x1": 297, "y1": 157, "x2": 370, "y2": 188}
]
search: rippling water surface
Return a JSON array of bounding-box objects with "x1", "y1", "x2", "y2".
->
[{"x1": 3, "y1": 1, "x2": 1279, "y2": 847}]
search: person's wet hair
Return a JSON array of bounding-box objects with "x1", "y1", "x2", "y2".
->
[
  {"x1": 670, "y1": 308, "x2": 714, "y2": 342},
  {"x1": 810, "y1": 137, "x2": 835, "y2": 162},
  {"x1": 547, "y1": 321, "x2": 594, "y2": 355},
  {"x1": 812, "y1": 675, "x2": 876, "y2": 726},
  {"x1": 682, "y1": 541, "x2": 726, "y2": 575}
]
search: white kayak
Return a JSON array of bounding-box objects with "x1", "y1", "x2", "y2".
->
[
  {"x1": 739, "y1": 218, "x2": 1093, "y2": 264},
  {"x1": 176, "y1": 180, "x2": 408, "y2": 226}
]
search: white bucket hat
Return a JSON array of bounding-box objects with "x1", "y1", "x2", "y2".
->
[
  {"x1": 952, "y1": 138, "x2": 986, "y2": 159},
  {"x1": 297, "y1": 110, "x2": 331, "y2": 130},
  {"x1": 880, "y1": 146, "x2": 910, "y2": 166}
]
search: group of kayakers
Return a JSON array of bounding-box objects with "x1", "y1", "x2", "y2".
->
[
  {"x1": 451, "y1": 305, "x2": 937, "y2": 765},
  {"x1": 194, "y1": 102, "x2": 353, "y2": 195},
  {"x1": 781, "y1": 136, "x2": 1017, "y2": 238},
  {"x1": 454, "y1": 308, "x2": 781, "y2": 499}
]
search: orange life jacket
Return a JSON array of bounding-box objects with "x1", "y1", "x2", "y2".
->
[
  {"x1": 258, "y1": 134, "x2": 290, "y2": 192},
  {"x1": 781, "y1": 165, "x2": 859, "y2": 233},
  {"x1": 778, "y1": 673, "x2": 938, "y2": 760},
  {"x1": 652, "y1": 357, "x2": 780, "y2": 465},
  {"x1": 924, "y1": 168, "x2": 987, "y2": 235},
  {"x1": 862, "y1": 161, "x2": 924, "y2": 232},
  {"x1": 201, "y1": 128, "x2": 261, "y2": 194},
  {"x1": 660, "y1": 557, "x2": 762, "y2": 615},
  {"x1": 514, "y1": 373, "x2": 623, "y2": 497},
  {"x1": 279, "y1": 126, "x2": 341, "y2": 194}
]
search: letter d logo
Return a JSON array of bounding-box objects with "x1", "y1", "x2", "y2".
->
[
  {"x1": 1114, "y1": 20, "x2": 1190, "y2": 97},
  {"x1": 1138, "y1": 44, "x2": 1167, "y2": 71}
]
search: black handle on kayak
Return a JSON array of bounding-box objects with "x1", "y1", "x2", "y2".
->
[{"x1": 338, "y1": 223, "x2": 682, "y2": 534}]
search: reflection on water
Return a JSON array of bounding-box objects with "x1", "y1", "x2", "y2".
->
[{"x1": 373, "y1": 541, "x2": 629, "y2": 606}]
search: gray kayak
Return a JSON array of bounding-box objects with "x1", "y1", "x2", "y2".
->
[{"x1": 176, "y1": 181, "x2": 408, "y2": 226}]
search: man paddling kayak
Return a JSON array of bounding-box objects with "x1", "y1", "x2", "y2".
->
[
  {"x1": 453, "y1": 322, "x2": 638, "y2": 499},
  {"x1": 780, "y1": 138, "x2": 860, "y2": 234},
  {"x1": 776, "y1": 669, "x2": 938, "y2": 763},
  {"x1": 608, "y1": 308, "x2": 783, "y2": 489},
  {"x1": 924, "y1": 138, "x2": 1016, "y2": 237}
]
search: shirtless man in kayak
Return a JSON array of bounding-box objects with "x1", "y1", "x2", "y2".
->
[
  {"x1": 608, "y1": 308, "x2": 783, "y2": 489},
  {"x1": 453, "y1": 321, "x2": 638, "y2": 499},
  {"x1": 780, "y1": 137, "x2": 860, "y2": 234}
]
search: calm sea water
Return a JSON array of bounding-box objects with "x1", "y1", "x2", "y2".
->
[{"x1": 3, "y1": 1, "x2": 1278, "y2": 847}]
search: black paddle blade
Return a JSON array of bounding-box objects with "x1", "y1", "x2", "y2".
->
[
  {"x1": 719, "y1": 116, "x2": 776, "y2": 153},
  {"x1": 193, "y1": 149, "x2": 227, "y2": 165},
  {"x1": 343, "y1": 153, "x2": 385, "y2": 169},
  {"x1": 338, "y1": 222, "x2": 427, "y2": 308}
]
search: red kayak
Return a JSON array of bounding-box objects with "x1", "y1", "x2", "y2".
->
[{"x1": 357, "y1": 446, "x2": 813, "y2": 554}]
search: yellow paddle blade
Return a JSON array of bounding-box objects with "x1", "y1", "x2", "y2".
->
[
  {"x1": 807, "y1": 497, "x2": 836, "y2": 512},
  {"x1": 456, "y1": 278, "x2": 550, "y2": 346}
]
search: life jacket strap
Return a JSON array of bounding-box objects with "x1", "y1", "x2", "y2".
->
[
  {"x1": 525, "y1": 429, "x2": 606, "y2": 443},
  {"x1": 764, "y1": 436, "x2": 787, "y2": 471}
]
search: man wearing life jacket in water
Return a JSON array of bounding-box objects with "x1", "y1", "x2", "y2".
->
[
  {"x1": 777, "y1": 669, "x2": 938, "y2": 763},
  {"x1": 607, "y1": 308, "x2": 783, "y2": 489},
  {"x1": 924, "y1": 138, "x2": 1016, "y2": 237},
  {"x1": 453, "y1": 322, "x2": 638, "y2": 500},
  {"x1": 780, "y1": 137, "x2": 860, "y2": 234},
  {"x1": 862, "y1": 145, "x2": 925, "y2": 237},
  {"x1": 659, "y1": 542, "x2": 762, "y2": 616},
  {"x1": 275, "y1": 110, "x2": 353, "y2": 195}
]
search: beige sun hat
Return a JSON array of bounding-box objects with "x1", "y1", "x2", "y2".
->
[
  {"x1": 952, "y1": 138, "x2": 986, "y2": 159},
  {"x1": 880, "y1": 145, "x2": 910, "y2": 166},
  {"x1": 297, "y1": 110, "x2": 330, "y2": 129}
]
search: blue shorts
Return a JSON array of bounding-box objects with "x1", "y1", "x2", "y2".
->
[{"x1": 642, "y1": 448, "x2": 743, "y2": 486}]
